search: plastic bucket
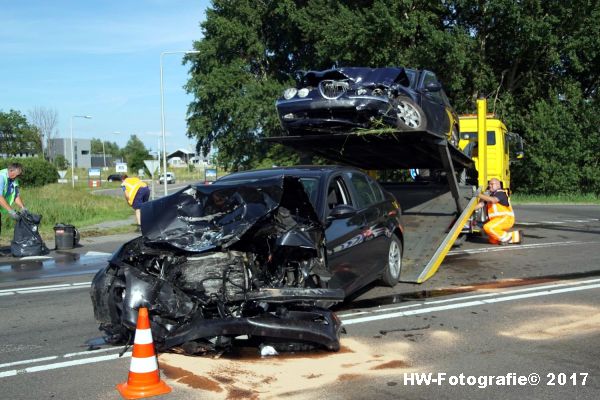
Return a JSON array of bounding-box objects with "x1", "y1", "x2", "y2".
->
[{"x1": 54, "y1": 224, "x2": 78, "y2": 250}]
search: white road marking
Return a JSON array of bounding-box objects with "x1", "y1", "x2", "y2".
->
[
  {"x1": 0, "y1": 347, "x2": 130, "y2": 379},
  {"x1": 517, "y1": 218, "x2": 599, "y2": 226},
  {"x1": 0, "y1": 282, "x2": 91, "y2": 296},
  {"x1": 0, "y1": 356, "x2": 58, "y2": 369},
  {"x1": 341, "y1": 281, "x2": 600, "y2": 326},
  {"x1": 17, "y1": 256, "x2": 53, "y2": 261},
  {"x1": 85, "y1": 251, "x2": 112, "y2": 257},
  {"x1": 448, "y1": 240, "x2": 597, "y2": 256},
  {"x1": 64, "y1": 346, "x2": 123, "y2": 358},
  {"x1": 339, "y1": 278, "x2": 600, "y2": 318},
  {"x1": 0, "y1": 352, "x2": 133, "y2": 378}
]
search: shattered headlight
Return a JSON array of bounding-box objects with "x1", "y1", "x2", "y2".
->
[
  {"x1": 283, "y1": 88, "x2": 298, "y2": 100},
  {"x1": 297, "y1": 88, "x2": 309, "y2": 98}
]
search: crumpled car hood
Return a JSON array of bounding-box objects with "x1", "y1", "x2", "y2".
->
[
  {"x1": 302, "y1": 67, "x2": 411, "y2": 88},
  {"x1": 140, "y1": 175, "x2": 322, "y2": 254}
]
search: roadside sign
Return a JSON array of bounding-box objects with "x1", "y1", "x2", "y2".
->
[
  {"x1": 58, "y1": 170, "x2": 67, "y2": 179},
  {"x1": 144, "y1": 160, "x2": 159, "y2": 177},
  {"x1": 116, "y1": 162, "x2": 128, "y2": 173},
  {"x1": 88, "y1": 168, "x2": 101, "y2": 177}
]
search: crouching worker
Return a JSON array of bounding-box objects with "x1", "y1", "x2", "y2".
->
[
  {"x1": 120, "y1": 174, "x2": 150, "y2": 228},
  {"x1": 475, "y1": 178, "x2": 518, "y2": 245},
  {"x1": 0, "y1": 163, "x2": 27, "y2": 237}
]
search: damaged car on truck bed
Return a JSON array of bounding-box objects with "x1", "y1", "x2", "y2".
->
[
  {"x1": 91, "y1": 166, "x2": 403, "y2": 353},
  {"x1": 276, "y1": 67, "x2": 460, "y2": 146}
]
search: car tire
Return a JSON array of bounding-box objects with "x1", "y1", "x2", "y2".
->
[
  {"x1": 382, "y1": 235, "x2": 402, "y2": 287},
  {"x1": 108, "y1": 178, "x2": 113, "y2": 182},
  {"x1": 394, "y1": 97, "x2": 427, "y2": 130}
]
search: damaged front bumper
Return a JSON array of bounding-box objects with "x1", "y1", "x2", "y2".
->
[
  {"x1": 91, "y1": 260, "x2": 345, "y2": 352},
  {"x1": 276, "y1": 95, "x2": 396, "y2": 133}
]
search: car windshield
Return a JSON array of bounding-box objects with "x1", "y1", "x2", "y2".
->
[
  {"x1": 404, "y1": 69, "x2": 417, "y2": 87},
  {"x1": 298, "y1": 178, "x2": 319, "y2": 207},
  {"x1": 217, "y1": 175, "x2": 320, "y2": 208}
]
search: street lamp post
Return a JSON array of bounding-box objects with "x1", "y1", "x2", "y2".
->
[
  {"x1": 70, "y1": 115, "x2": 92, "y2": 188},
  {"x1": 160, "y1": 50, "x2": 200, "y2": 196},
  {"x1": 102, "y1": 141, "x2": 106, "y2": 168}
]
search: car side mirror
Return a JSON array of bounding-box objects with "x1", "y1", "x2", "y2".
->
[
  {"x1": 424, "y1": 81, "x2": 442, "y2": 92},
  {"x1": 328, "y1": 205, "x2": 357, "y2": 220}
]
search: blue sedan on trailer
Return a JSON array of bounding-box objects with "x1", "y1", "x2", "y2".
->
[{"x1": 276, "y1": 67, "x2": 460, "y2": 146}]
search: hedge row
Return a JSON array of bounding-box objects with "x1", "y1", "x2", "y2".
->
[{"x1": 0, "y1": 157, "x2": 58, "y2": 187}]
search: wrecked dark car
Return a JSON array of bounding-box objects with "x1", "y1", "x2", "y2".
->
[
  {"x1": 276, "y1": 67, "x2": 460, "y2": 146},
  {"x1": 91, "y1": 166, "x2": 403, "y2": 353}
]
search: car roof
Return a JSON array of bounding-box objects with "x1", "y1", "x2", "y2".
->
[{"x1": 216, "y1": 165, "x2": 361, "y2": 182}]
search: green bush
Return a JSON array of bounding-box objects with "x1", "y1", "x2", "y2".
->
[
  {"x1": 0, "y1": 157, "x2": 58, "y2": 187},
  {"x1": 53, "y1": 154, "x2": 68, "y2": 170}
]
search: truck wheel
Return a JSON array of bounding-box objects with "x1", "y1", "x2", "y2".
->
[
  {"x1": 394, "y1": 98, "x2": 427, "y2": 130},
  {"x1": 382, "y1": 236, "x2": 402, "y2": 287}
]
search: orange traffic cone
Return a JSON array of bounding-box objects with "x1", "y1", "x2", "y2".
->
[{"x1": 116, "y1": 307, "x2": 172, "y2": 399}]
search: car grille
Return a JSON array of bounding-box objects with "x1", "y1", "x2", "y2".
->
[{"x1": 319, "y1": 80, "x2": 349, "y2": 99}]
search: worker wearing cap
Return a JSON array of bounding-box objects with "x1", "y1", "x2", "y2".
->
[
  {"x1": 0, "y1": 163, "x2": 27, "y2": 236},
  {"x1": 475, "y1": 178, "x2": 515, "y2": 245},
  {"x1": 120, "y1": 174, "x2": 150, "y2": 227}
]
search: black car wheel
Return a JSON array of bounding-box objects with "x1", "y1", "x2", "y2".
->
[
  {"x1": 382, "y1": 235, "x2": 402, "y2": 287},
  {"x1": 394, "y1": 98, "x2": 427, "y2": 130},
  {"x1": 108, "y1": 178, "x2": 113, "y2": 182}
]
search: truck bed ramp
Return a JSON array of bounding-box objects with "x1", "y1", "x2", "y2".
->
[{"x1": 384, "y1": 183, "x2": 479, "y2": 283}]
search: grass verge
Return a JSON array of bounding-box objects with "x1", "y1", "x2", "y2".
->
[{"x1": 1, "y1": 183, "x2": 134, "y2": 246}]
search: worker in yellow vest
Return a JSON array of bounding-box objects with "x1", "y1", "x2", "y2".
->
[
  {"x1": 475, "y1": 178, "x2": 520, "y2": 245},
  {"x1": 120, "y1": 174, "x2": 150, "y2": 228}
]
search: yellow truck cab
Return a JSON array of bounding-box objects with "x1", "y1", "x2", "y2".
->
[{"x1": 458, "y1": 114, "x2": 523, "y2": 192}]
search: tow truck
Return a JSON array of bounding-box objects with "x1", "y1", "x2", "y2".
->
[{"x1": 267, "y1": 98, "x2": 523, "y2": 283}]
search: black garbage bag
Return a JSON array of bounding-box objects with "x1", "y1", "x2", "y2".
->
[{"x1": 11, "y1": 211, "x2": 49, "y2": 257}]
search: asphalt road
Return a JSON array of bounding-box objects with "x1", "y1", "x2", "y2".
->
[{"x1": 0, "y1": 204, "x2": 599, "y2": 399}]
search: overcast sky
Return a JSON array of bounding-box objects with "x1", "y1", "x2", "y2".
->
[{"x1": 0, "y1": 0, "x2": 210, "y2": 154}]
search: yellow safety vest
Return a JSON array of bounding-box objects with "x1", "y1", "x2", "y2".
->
[
  {"x1": 121, "y1": 177, "x2": 147, "y2": 206},
  {"x1": 0, "y1": 168, "x2": 19, "y2": 213},
  {"x1": 487, "y1": 190, "x2": 515, "y2": 218}
]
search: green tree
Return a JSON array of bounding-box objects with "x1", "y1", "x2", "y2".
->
[
  {"x1": 90, "y1": 138, "x2": 103, "y2": 154},
  {"x1": 185, "y1": 0, "x2": 600, "y2": 194},
  {"x1": 121, "y1": 135, "x2": 150, "y2": 172},
  {"x1": 91, "y1": 138, "x2": 121, "y2": 156},
  {"x1": 53, "y1": 154, "x2": 69, "y2": 170},
  {"x1": 0, "y1": 109, "x2": 42, "y2": 156}
]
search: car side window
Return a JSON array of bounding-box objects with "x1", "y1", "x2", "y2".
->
[
  {"x1": 423, "y1": 72, "x2": 444, "y2": 104},
  {"x1": 347, "y1": 172, "x2": 378, "y2": 209},
  {"x1": 326, "y1": 177, "x2": 351, "y2": 210},
  {"x1": 368, "y1": 177, "x2": 385, "y2": 202}
]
